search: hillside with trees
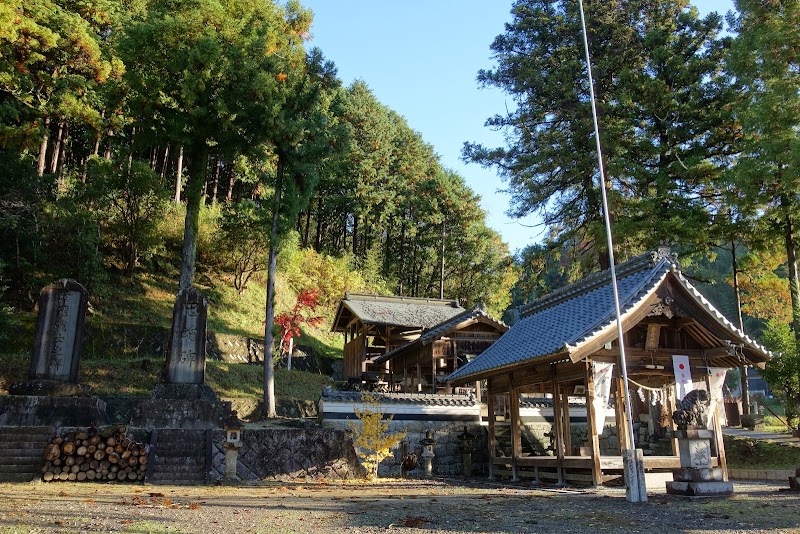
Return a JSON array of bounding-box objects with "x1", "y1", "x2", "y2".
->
[{"x1": 1, "y1": 0, "x2": 798, "y2": 423}]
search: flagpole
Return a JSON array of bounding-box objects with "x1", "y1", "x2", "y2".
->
[{"x1": 577, "y1": 0, "x2": 646, "y2": 502}]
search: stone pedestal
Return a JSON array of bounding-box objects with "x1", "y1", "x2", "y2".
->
[{"x1": 666, "y1": 428, "x2": 733, "y2": 497}]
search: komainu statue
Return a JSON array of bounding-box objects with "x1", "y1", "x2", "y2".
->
[{"x1": 671, "y1": 389, "x2": 709, "y2": 430}]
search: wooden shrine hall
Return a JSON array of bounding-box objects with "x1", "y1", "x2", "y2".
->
[
  {"x1": 331, "y1": 293, "x2": 466, "y2": 385},
  {"x1": 446, "y1": 247, "x2": 772, "y2": 486},
  {"x1": 373, "y1": 303, "x2": 508, "y2": 394}
]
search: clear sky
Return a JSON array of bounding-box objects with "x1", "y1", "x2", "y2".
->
[{"x1": 301, "y1": 0, "x2": 736, "y2": 255}]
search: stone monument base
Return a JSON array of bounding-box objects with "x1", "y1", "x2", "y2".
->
[
  {"x1": 666, "y1": 427, "x2": 732, "y2": 497},
  {"x1": 151, "y1": 383, "x2": 219, "y2": 402},
  {"x1": 128, "y1": 383, "x2": 232, "y2": 429},
  {"x1": 8, "y1": 379, "x2": 91, "y2": 397},
  {"x1": 666, "y1": 479, "x2": 733, "y2": 497},
  {"x1": 0, "y1": 394, "x2": 110, "y2": 427}
]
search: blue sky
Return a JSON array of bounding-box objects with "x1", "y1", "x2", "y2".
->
[{"x1": 301, "y1": 0, "x2": 736, "y2": 255}]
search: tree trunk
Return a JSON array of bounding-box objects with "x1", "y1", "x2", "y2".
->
[
  {"x1": 174, "y1": 146, "x2": 184, "y2": 204},
  {"x1": 729, "y1": 240, "x2": 751, "y2": 415},
  {"x1": 314, "y1": 197, "x2": 323, "y2": 250},
  {"x1": 211, "y1": 158, "x2": 221, "y2": 205},
  {"x1": 263, "y1": 157, "x2": 286, "y2": 419},
  {"x1": 178, "y1": 147, "x2": 207, "y2": 291},
  {"x1": 160, "y1": 144, "x2": 170, "y2": 179},
  {"x1": 50, "y1": 121, "x2": 64, "y2": 175},
  {"x1": 784, "y1": 209, "x2": 800, "y2": 343},
  {"x1": 37, "y1": 117, "x2": 50, "y2": 177},
  {"x1": 439, "y1": 220, "x2": 446, "y2": 299},
  {"x1": 226, "y1": 160, "x2": 235, "y2": 202}
]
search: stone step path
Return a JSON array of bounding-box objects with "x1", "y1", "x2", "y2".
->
[
  {"x1": 147, "y1": 429, "x2": 210, "y2": 485},
  {"x1": 0, "y1": 426, "x2": 54, "y2": 482}
]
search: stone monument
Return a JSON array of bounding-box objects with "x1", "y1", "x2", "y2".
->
[
  {"x1": 166, "y1": 286, "x2": 208, "y2": 384},
  {"x1": 666, "y1": 389, "x2": 733, "y2": 497},
  {"x1": 29, "y1": 278, "x2": 88, "y2": 383}
]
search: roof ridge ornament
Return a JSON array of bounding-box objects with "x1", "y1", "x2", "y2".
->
[{"x1": 651, "y1": 246, "x2": 679, "y2": 269}]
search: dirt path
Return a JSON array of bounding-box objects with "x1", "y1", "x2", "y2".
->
[{"x1": 0, "y1": 479, "x2": 797, "y2": 533}]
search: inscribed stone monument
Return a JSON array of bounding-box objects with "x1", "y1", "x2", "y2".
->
[
  {"x1": 166, "y1": 286, "x2": 207, "y2": 384},
  {"x1": 29, "y1": 279, "x2": 88, "y2": 383}
]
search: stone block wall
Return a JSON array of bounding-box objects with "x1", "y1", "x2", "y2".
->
[
  {"x1": 209, "y1": 427, "x2": 362, "y2": 482},
  {"x1": 324, "y1": 419, "x2": 490, "y2": 478}
]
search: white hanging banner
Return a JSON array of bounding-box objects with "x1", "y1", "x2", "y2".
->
[
  {"x1": 672, "y1": 355, "x2": 693, "y2": 400},
  {"x1": 705, "y1": 368, "x2": 728, "y2": 427},
  {"x1": 592, "y1": 362, "x2": 615, "y2": 434}
]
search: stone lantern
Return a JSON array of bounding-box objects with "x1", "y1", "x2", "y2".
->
[
  {"x1": 224, "y1": 411, "x2": 244, "y2": 481},
  {"x1": 420, "y1": 429, "x2": 436, "y2": 478},
  {"x1": 457, "y1": 426, "x2": 475, "y2": 477}
]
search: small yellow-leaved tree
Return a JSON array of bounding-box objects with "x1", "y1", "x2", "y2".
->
[{"x1": 349, "y1": 392, "x2": 405, "y2": 480}]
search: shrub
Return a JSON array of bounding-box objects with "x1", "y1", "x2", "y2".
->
[{"x1": 349, "y1": 392, "x2": 405, "y2": 480}]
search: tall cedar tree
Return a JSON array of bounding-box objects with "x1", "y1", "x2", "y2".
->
[
  {"x1": 262, "y1": 46, "x2": 341, "y2": 418},
  {"x1": 118, "y1": 0, "x2": 305, "y2": 291},
  {"x1": 464, "y1": 0, "x2": 733, "y2": 272},
  {"x1": 727, "y1": 0, "x2": 800, "y2": 340}
]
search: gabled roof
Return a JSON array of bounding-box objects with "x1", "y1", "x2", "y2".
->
[
  {"x1": 331, "y1": 292, "x2": 465, "y2": 332},
  {"x1": 373, "y1": 303, "x2": 508, "y2": 364},
  {"x1": 446, "y1": 248, "x2": 771, "y2": 384}
]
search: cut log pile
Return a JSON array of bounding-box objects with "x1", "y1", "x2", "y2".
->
[{"x1": 41, "y1": 425, "x2": 149, "y2": 482}]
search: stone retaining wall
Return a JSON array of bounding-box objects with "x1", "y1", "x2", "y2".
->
[{"x1": 208, "y1": 427, "x2": 362, "y2": 482}]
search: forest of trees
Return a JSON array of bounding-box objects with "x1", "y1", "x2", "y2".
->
[
  {"x1": 0, "y1": 0, "x2": 515, "y2": 315},
  {"x1": 1, "y1": 1, "x2": 799, "y2": 417}
]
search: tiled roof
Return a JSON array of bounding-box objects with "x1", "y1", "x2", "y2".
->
[
  {"x1": 321, "y1": 389, "x2": 477, "y2": 407},
  {"x1": 372, "y1": 303, "x2": 508, "y2": 364},
  {"x1": 446, "y1": 248, "x2": 771, "y2": 384},
  {"x1": 331, "y1": 293, "x2": 464, "y2": 331}
]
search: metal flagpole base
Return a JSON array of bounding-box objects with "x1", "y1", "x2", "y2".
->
[{"x1": 622, "y1": 449, "x2": 647, "y2": 502}]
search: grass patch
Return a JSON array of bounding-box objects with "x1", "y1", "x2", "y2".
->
[
  {"x1": 724, "y1": 435, "x2": 800, "y2": 470},
  {"x1": 0, "y1": 351, "x2": 332, "y2": 402}
]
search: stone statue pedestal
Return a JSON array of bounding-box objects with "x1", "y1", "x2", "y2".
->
[{"x1": 666, "y1": 427, "x2": 732, "y2": 497}]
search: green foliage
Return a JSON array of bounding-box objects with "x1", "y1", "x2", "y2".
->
[
  {"x1": 761, "y1": 321, "x2": 800, "y2": 430},
  {"x1": 83, "y1": 158, "x2": 169, "y2": 275},
  {"x1": 349, "y1": 392, "x2": 405, "y2": 480},
  {"x1": 215, "y1": 200, "x2": 270, "y2": 295}
]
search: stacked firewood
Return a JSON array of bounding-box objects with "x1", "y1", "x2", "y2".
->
[{"x1": 41, "y1": 425, "x2": 149, "y2": 482}]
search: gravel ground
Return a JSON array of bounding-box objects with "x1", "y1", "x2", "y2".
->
[{"x1": 0, "y1": 478, "x2": 798, "y2": 533}]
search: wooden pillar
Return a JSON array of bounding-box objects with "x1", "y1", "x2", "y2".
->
[
  {"x1": 474, "y1": 381, "x2": 482, "y2": 403},
  {"x1": 665, "y1": 385, "x2": 679, "y2": 456},
  {"x1": 585, "y1": 359, "x2": 602, "y2": 486},
  {"x1": 416, "y1": 363, "x2": 422, "y2": 393},
  {"x1": 705, "y1": 373, "x2": 728, "y2": 481},
  {"x1": 562, "y1": 384, "x2": 572, "y2": 456},
  {"x1": 487, "y1": 380, "x2": 496, "y2": 480},
  {"x1": 431, "y1": 350, "x2": 437, "y2": 394},
  {"x1": 509, "y1": 382, "x2": 521, "y2": 481},
  {"x1": 613, "y1": 376, "x2": 630, "y2": 452},
  {"x1": 551, "y1": 375, "x2": 565, "y2": 484}
]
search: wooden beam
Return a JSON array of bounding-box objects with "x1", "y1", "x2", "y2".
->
[
  {"x1": 551, "y1": 374, "x2": 565, "y2": 484},
  {"x1": 562, "y1": 383, "x2": 572, "y2": 457},
  {"x1": 510, "y1": 381, "x2": 521, "y2": 481},
  {"x1": 585, "y1": 359, "x2": 602, "y2": 486},
  {"x1": 487, "y1": 380, "x2": 496, "y2": 480}
]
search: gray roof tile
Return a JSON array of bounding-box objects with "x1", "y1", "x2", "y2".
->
[
  {"x1": 333, "y1": 293, "x2": 465, "y2": 330},
  {"x1": 446, "y1": 248, "x2": 770, "y2": 383}
]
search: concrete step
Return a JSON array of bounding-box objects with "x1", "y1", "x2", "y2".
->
[
  {"x1": 0, "y1": 464, "x2": 40, "y2": 474},
  {"x1": 0, "y1": 472, "x2": 38, "y2": 483},
  {"x1": 0, "y1": 455, "x2": 42, "y2": 466}
]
